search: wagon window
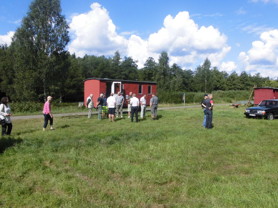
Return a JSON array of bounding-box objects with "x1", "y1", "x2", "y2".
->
[
  {"x1": 138, "y1": 84, "x2": 142, "y2": 94},
  {"x1": 148, "y1": 85, "x2": 152, "y2": 94}
]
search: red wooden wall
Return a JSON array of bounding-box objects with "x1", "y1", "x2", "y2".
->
[{"x1": 254, "y1": 88, "x2": 276, "y2": 105}]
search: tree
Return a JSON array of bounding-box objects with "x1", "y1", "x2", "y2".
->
[
  {"x1": 156, "y1": 51, "x2": 170, "y2": 90},
  {"x1": 139, "y1": 57, "x2": 158, "y2": 81},
  {"x1": 11, "y1": 0, "x2": 69, "y2": 101}
]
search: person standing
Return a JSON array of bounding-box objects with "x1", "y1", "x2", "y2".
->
[
  {"x1": 115, "y1": 92, "x2": 124, "y2": 118},
  {"x1": 43, "y1": 96, "x2": 54, "y2": 131},
  {"x1": 97, "y1": 93, "x2": 104, "y2": 120},
  {"x1": 140, "y1": 94, "x2": 146, "y2": 119},
  {"x1": 150, "y1": 94, "x2": 159, "y2": 120},
  {"x1": 201, "y1": 94, "x2": 208, "y2": 127},
  {"x1": 107, "y1": 93, "x2": 116, "y2": 122},
  {"x1": 127, "y1": 92, "x2": 133, "y2": 118},
  {"x1": 86, "y1": 94, "x2": 94, "y2": 118},
  {"x1": 205, "y1": 94, "x2": 214, "y2": 129},
  {"x1": 130, "y1": 93, "x2": 139, "y2": 122},
  {"x1": 0, "y1": 97, "x2": 13, "y2": 136}
]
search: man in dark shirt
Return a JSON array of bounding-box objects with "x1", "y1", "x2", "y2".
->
[
  {"x1": 97, "y1": 93, "x2": 104, "y2": 120},
  {"x1": 205, "y1": 94, "x2": 213, "y2": 129}
]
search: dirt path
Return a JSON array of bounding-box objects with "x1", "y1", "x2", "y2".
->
[{"x1": 12, "y1": 104, "x2": 229, "y2": 120}]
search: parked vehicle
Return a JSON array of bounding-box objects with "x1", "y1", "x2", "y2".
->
[{"x1": 244, "y1": 99, "x2": 278, "y2": 120}]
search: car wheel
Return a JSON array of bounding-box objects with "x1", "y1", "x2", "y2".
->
[{"x1": 267, "y1": 113, "x2": 274, "y2": 120}]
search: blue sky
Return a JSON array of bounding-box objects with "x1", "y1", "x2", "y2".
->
[{"x1": 1, "y1": 0, "x2": 278, "y2": 78}]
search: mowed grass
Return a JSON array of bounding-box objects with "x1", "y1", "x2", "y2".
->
[{"x1": 0, "y1": 106, "x2": 278, "y2": 208}]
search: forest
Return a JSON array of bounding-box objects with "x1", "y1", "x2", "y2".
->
[{"x1": 0, "y1": 0, "x2": 277, "y2": 103}]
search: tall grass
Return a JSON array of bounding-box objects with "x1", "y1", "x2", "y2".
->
[{"x1": 0, "y1": 106, "x2": 277, "y2": 207}]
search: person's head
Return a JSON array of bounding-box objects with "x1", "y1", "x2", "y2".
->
[
  {"x1": 110, "y1": 93, "x2": 114, "y2": 96},
  {"x1": 152, "y1": 93, "x2": 156, "y2": 97},
  {"x1": 132, "y1": 93, "x2": 136, "y2": 97},
  {"x1": 129, "y1": 92, "x2": 132, "y2": 96},
  {"x1": 90, "y1": 94, "x2": 93, "y2": 98},
  {"x1": 1, "y1": 97, "x2": 9, "y2": 105},
  {"x1": 204, "y1": 94, "x2": 208, "y2": 99},
  {"x1": 100, "y1": 93, "x2": 103, "y2": 97},
  {"x1": 47, "y1": 96, "x2": 52, "y2": 102},
  {"x1": 118, "y1": 91, "x2": 121, "y2": 95},
  {"x1": 208, "y1": 94, "x2": 213, "y2": 99}
]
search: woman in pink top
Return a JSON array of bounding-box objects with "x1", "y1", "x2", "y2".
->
[{"x1": 43, "y1": 96, "x2": 54, "y2": 131}]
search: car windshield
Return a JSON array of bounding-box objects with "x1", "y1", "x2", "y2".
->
[{"x1": 259, "y1": 100, "x2": 278, "y2": 107}]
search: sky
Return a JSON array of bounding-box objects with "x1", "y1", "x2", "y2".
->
[{"x1": 1, "y1": 0, "x2": 278, "y2": 78}]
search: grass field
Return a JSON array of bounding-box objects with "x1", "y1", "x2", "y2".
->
[{"x1": 0, "y1": 106, "x2": 278, "y2": 208}]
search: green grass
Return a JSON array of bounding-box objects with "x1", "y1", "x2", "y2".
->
[{"x1": 1, "y1": 106, "x2": 278, "y2": 207}]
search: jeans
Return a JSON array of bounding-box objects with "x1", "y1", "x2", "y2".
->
[
  {"x1": 98, "y1": 105, "x2": 102, "y2": 120},
  {"x1": 140, "y1": 105, "x2": 146, "y2": 118},
  {"x1": 1, "y1": 122, "x2": 12, "y2": 136},
  {"x1": 131, "y1": 106, "x2": 139, "y2": 122},
  {"x1": 205, "y1": 110, "x2": 213, "y2": 129},
  {"x1": 88, "y1": 108, "x2": 93, "y2": 118},
  {"x1": 43, "y1": 114, "x2": 53, "y2": 128},
  {"x1": 151, "y1": 105, "x2": 158, "y2": 118},
  {"x1": 203, "y1": 109, "x2": 206, "y2": 127},
  {"x1": 116, "y1": 104, "x2": 123, "y2": 117}
]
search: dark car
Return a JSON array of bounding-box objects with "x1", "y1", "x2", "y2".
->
[{"x1": 244, "y1": 99, "x2": 278, "y2": 120}]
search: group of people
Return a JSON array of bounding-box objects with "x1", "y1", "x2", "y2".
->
[
  {"x1": 86, "y1": 92, "x2": 159, "y2": 122},
  {"x1": 201, "y1": 94, "x2": 214, "y2": 129},
  {"x1": 0, "y1": 92, "x2": 215, "y2": 136}
]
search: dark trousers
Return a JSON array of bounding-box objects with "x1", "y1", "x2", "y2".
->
[
  {"x1": 205, "y1": 110, "x2": 213, "y2": 128},
  {"x1": 43, "y1": 114, "x2": 53, "y2": 128},
  {"x1": 131, "y1": 106, "x2": 139, "y2": 122},
  {"x1": 1, "y1": 122, "x2": 12, "y2": 136}
]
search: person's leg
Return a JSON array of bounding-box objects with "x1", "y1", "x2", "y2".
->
[
  {"x1": 88, "y1": 108, "x2": 92, "y2": 118},
  {"x1": 131, "y1": 107, "x2": 135, "y2": 122},
  {"x1": 49, "y1": 116, "x2": 54, "y2": 130},
  {"x1": 140, "y1": 106, "x2": 144, "y2": 118},
  {"x1": 143, "y1": 106, "x2": 146, "y2": 118},
  {"x1": 135, "y1": 107, "x2": 139, "y2": 122},
  {"x1": 98, "y1": 106, "x2": 102, "y2": 120},
  {"x1": 203, "y1": 110, "x2": 206, "y2": 127},
  {"x1": 6, "y1": 123, "x2": 13, "y2": 135},
  {"x1": 154, "y1": 106, "x2": 158, "y2": 119},
  {"x1": 43, "y1": 114, "x2": 49, "y2": 130},
  {"x1": 205, "y1": 110, "x2": 212, "y2": 128},
  {"x1": 2, "y1": 123, "x2": 7, "y2": 136},
  {"x1": 119, "y1": 105, "x2": 123, "y2": 118},
  {"x1": 116, "y1": 105, "x2": 119, "y2": 118}
]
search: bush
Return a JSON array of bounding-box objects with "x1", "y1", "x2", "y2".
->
[
  {"x1": 157, "y1": 90, "x2": 251, "y2": 104},
  {"x1": 11, "y1": 102, "x2": 42, "y2": 113}
]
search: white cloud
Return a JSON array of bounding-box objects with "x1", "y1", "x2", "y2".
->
[
  {"x1": 239, "y1": 29, "x2": 278, "y2": 78},
  {"x1": 0, "y1": 31, "x2": 14, "y2": 46},
  {"x1": 250, "y1": 0, "x2": 278, "y2": 4},
  {"x1": 220, "y1": 61, "x2": 237, "y2": 73},
  {"x1": 68, "y1": 3, "x2": 127, "y2": 57},
  {"x1": 68, "y1": 3, "x2": 230, "y2": 70}
]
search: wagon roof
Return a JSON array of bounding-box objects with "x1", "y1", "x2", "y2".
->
[{"x1": 85, "y1": 77, "x2": 157, "y2": 84}]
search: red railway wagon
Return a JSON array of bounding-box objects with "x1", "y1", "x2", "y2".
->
[
  {"x1": 84, "y1": 78, "x2": 157, "y2": 106},
  {"x1": 254, "y1": 87, "x2": 278, "y2": 105}
]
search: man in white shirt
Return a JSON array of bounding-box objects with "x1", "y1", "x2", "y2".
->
[
  {"x1": 86, "y1": 94, "x2": 94, "y2": 118},
  {"x1": 106, "y1": 93, "x2": 116, "y2": 122},
  {"x1": 140, "y1": 94, "x2": 146, "y2": 119},
  {"x1": 130, "y1": 93, "x2": 139, "y2": 122}
]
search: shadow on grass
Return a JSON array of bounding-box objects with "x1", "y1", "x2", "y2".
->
[{"x1": 0, "y1": 137, "x2": 23, "y2": 153}]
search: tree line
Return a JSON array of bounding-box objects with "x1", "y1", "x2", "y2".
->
[{"x1": 0, "y1": 0, "x2": 277, "y2": 102}]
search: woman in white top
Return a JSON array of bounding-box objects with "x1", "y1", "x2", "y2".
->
[{"x1": 0, "y1": 97, "x2": 12, "y2": 136}]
